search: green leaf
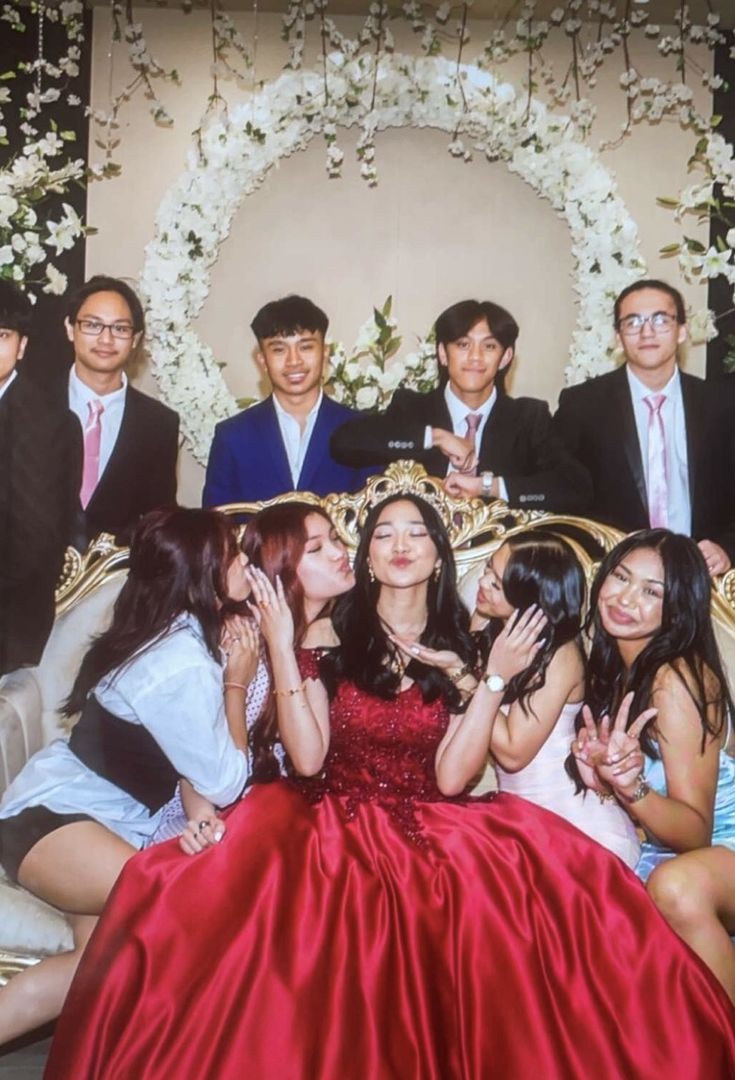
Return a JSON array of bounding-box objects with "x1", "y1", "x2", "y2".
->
[
  {"x1": 659, "y1": 243, "x2": 681, "y2": 255},
  {"x1": 656, "y1": 197, "x2": 680, "y2": 209}
]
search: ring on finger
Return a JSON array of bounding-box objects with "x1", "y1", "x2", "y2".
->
[{"x1": 197, "y1": 820, "x2": 209, "y2": 834}]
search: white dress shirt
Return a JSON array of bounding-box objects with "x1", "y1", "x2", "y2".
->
[
  {"x1": 626, "y1": 366, "x2": 691, "y2": 536},
  {"x1": 0, "y1": 368, "x2": 17, "y2": 402},
  {"x1": 68, "y1": 366, "x2": 128, "y2": 485},
  {"x1": 0, "y1": 615, "x2": 250, "y2": 848},
  {"x1": 272, "y1": 389, "x2": 323, "y2": 488}
]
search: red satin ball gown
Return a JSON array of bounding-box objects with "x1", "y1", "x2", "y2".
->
[{"x1": 47, "y1": 653, "x2": 735, "y2": 1080}]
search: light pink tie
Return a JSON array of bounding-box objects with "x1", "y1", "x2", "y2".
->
[
  {"x1": 644, "y1": 393, "x2": 668, "y2": 528},
  {"x1": 80, "y1": 398, "x2": 104, "y2": 509},
  {"x1": 463, "y1": 412, "x2": 482, "y2": 475}
]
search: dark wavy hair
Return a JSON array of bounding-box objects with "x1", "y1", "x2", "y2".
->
[
  {"x1": 243, "y1": 502, "x2": 337, "y2": 780},
  {"x1": 477, "y1": 531, "x2": 585, "y2": 713},
  {"x1": 65, "y1": 508, "x2": 239, "y2": 716},
  {"x1": 323, "y1": 494, "x2": 475, "y2": 710},
  {"x1": 566, "y1": 529, "x2": 730, "y2": 789}
]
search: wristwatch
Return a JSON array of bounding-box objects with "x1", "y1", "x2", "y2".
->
[
  {"x1": 484, "y1": 672, "x2": 506, "y2": 693},
  {"x1": 481, "y1": 471, "x2": 495, "y2": 497},
  {"x1": 624, "y1": 776, "x2": 651, "y2": 804}
]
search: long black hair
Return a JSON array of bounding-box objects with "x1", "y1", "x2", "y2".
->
[
  {"x1": 477, "y1": 530, "x2": 585, "y2": 712},
  {"x1": 323, "y1": 493, "x2": 475, "y2": 710},
  {"x1": 581, "y1": 529, "x2": 730, "y2": 763},
  {"x1": 65, "y1": 508, "x2": 239, "y2": 716}
]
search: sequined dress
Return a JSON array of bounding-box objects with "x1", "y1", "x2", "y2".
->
[{"x1": 46, "y1": 652, "x2": 735, "y2": 1080}]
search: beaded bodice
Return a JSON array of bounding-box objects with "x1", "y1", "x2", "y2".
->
[{"x1": 293, "y1": 650, "x2": 454, "y2": 838}]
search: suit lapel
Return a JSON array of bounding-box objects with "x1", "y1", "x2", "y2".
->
[
  {"x1": 615, "y1": 368, "x2": 648, "y2": 516},
  {"x1": 424, "y1": 388, "x2": 452, "y2": 477},
  {"x1": 680, "y1": 372, "x2": 704, "y2": 509},
  {"x1": 479, "y1": 393, "x2": 516, "y2": 468},
  {"x1": 260, "y1": 397, "x2": 294, "y2": 492},
  {"x1": 298, "y1": 397, "x2": 332, "y2": 491}
]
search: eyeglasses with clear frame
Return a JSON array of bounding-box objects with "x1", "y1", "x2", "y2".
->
[
  {"x1": 617, "y1": 312, "x2": 678, "y2": 337},
  {"x1": 75, "y1": 318, "x2": 136, "y2": 340}
]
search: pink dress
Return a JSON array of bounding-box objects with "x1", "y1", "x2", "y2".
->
[{"x1": 495, "y1": 700, "x2": 641, "y2": 867}]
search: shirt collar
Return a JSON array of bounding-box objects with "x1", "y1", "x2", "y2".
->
[
  {"x1": 272, "y1": 388, "x2": 323, "y2": 424},
  {"x1": 444, "y1": 382, "x2": 497, "y2": 428},
  {"x1": 0, "y1": 368, "x2": 18, "y2": 402},
  {"x1": 69, "y1": 364, "x2": 128, "y2": 408},
  {"x1": 626, "y1": 364, "x2": 680, "y2": 403}
]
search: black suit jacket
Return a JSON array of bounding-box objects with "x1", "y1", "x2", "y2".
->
[
  {"x1": 68, "y1": 383, "x2": 180, "y2": 550},
  {"x1": 0, "y1": 371, "x2": 80, "y2": 673},
  {"x1": 554, "y1": 365, "x2": 735, "y2": 560},
  {"x1": 331, "y1": 386, "x2": 592, "y2": 513}
]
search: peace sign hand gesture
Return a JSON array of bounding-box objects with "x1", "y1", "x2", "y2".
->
[{"x1": 592, "y1": 692, "x2": 657, "y2": 800}]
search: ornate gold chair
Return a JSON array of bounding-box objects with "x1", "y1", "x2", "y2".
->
[{"x1": 2, "y1": 462, "x2": 734, "y2": 985}]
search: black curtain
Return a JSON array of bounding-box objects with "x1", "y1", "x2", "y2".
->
[
  {"x1": 2, "y1": 5, "x2": 92, "y2": 383},
  {"x1": 707, "y1": 30, "x2": 735, "y2": 380}
]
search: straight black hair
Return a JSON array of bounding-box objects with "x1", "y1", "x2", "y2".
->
[
  {"x1": 0, "y1": 280, "x2": 32, "y2": 334},
  {"x1": 323, "y1": 493, "x2": 475, "y2": 710},
  {"x1": 250, "y1": 295, "x2": 329, "y2": 343}
]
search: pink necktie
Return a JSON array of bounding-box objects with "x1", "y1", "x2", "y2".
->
[
  {"x1": 463, "y1": 413, "x2": 482, "y2": 475},
  {"x1": 80, "y1": 398, "x2": 104, "y2": 509},
  {"x1": 644, "y1": 393, "x2": 668, "y2": 528}
]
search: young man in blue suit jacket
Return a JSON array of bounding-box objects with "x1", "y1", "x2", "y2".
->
[{"x1": 203, "y1": 295, "x2": 375, "y2": 506}]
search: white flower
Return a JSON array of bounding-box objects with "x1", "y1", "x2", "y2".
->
[
  {"x1": 45, "y1": 203, "x2": 83, "y2": 255},
  {"x1": 356, "y1": 384, "x2": 379, "y2": 410},
  {"x1": 0, "y1": 246, "x2": 14, "y2": 266},
  {"x1": 44, "y1": 264, "x2": 68, "y2": 295},
  {"x1": 701, "y1": 246, "x2": 732, "y2": 277},
  {"x1": 688, "y1": 308, "x2": 718, "y2": 345}
]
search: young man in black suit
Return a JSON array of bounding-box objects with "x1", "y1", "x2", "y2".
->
[
  {"x1": 0, "y1": 282, "x2": 80, "y2": 674},
  {"x1": 330, "y1": 299, "x2": 591, "y2": 513},
  {"x1": 554, "y1": 279, "x2": 735, "y2": 575},
  {"x1": 63, "y1": 276, "x2": 179, "y2": 549}
]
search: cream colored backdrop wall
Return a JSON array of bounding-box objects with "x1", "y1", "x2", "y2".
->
[{"x1": 86, "y1": 9, "x2": 712, "y2": 507}]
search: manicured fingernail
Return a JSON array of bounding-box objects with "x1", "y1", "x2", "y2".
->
[{"x1": 214, "y1": 830, "x2": 224, "y2": 842}]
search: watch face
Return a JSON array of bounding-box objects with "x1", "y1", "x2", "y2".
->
[{"x1": 485, "y1": 673, "x2": 505, "y2": 693}]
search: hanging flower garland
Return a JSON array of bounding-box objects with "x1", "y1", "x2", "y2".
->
[{"x1": 140, "y1": 52, "x2": 645, "y2": 464}]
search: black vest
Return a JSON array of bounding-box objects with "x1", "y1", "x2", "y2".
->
[{"x1": 69, "y1": 696, "x2": 179, "y2": 813}]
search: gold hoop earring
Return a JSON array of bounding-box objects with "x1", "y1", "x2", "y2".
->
[{"x1": 368, "y1": 563, "x2": 375, "y2": 583}]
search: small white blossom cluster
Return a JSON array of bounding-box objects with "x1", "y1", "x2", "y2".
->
[
  {"x1": 0, "y1": 1, "x2": 86, "y2": 294},
  {"x1": 140, "y1": 52, "x2": 644, "y2": 460},
  {"x1": 661, "y1": 132, "x2": 735, "y2": 366},
  {"x1": 327, "y1": 297, "x2": 438, "y2": 412}
]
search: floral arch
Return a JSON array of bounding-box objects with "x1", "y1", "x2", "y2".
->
[{"x1": 140, "y1": 52, "x2": 646, "y2": 464}]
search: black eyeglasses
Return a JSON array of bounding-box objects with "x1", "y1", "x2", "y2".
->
[
  {"x1": 75, "y1": 318, "x2": 136, "y2": 340},
  {"x1": 617, "y1": 312, "x2": 678, "y2": 337}
]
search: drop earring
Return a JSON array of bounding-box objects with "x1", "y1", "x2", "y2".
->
[
  {"x1": 368, "y1": 563, "x2": 375, "y2": 583},
  {"x1": 433, "y1": 564, "x2": 441, "y2": 582}
]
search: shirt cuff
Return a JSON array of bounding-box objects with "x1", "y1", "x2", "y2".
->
[
  {"x1": 424, "y1": 426, "x2": 433, "y2": 449},
  {"x1": 497, "y1": 477, "x2": 509, "y2": 501}
]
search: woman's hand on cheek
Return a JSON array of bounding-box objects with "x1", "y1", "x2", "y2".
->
[
  {"x1": 487, "y1": 605, "x2": 547, "y2": 683},
  {"x1": 247, "y1": 568, "x2": 295, "y2": 650},
  {"x1": 223, "y1": 614, "x2": 260, "y2": 686}
]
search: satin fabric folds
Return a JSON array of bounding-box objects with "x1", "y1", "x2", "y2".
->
[
  {"x1": 47, "y1": 665, "x2": 735, "y2": 1079},
  {"x1": 46, "y1": 783, "x2": 735, "y2": 1080}
]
